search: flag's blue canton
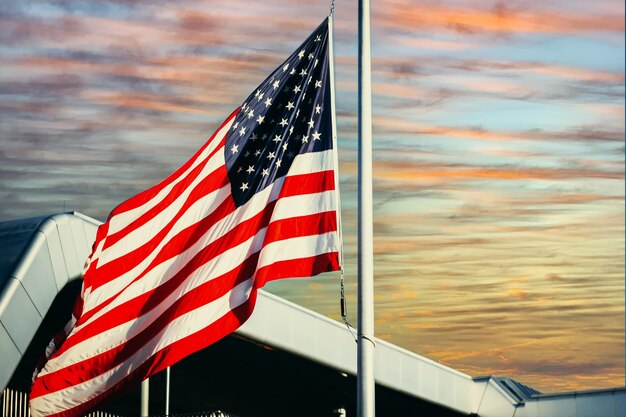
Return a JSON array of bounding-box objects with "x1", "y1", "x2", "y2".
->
[{"x1": 225, "y1": 19, "x2": 332, "y2": 207}]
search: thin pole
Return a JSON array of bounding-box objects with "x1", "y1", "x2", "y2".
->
[
  {"x1": 165, "y1": 367, "x2": 171, "y2": 416},
  {"x1": 357, "y1": 0, "x2": 375, "y2": 416},
  {"x1": 140, "y1": 378, "x2": 149, "y2": 417}
]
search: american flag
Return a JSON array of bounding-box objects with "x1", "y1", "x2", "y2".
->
[{"x1": 30, "y1": 17, "x2": 340, "y2": 417}]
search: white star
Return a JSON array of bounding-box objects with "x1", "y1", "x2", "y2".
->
[
  {"x1": 230, "y1": 144, "x2": 239, "y2": 154},
  {"x1": 312, "y1": 130, "x2": 321, "y2": 141},
  {"x1": 279, "y1": 118, "x2": 288, "y2": 127},
  {"x1": 272, "y1": 80, "x2": 280, "y2": 90},
  {"x1": 237, "y1": 166, "x2": 243, "y2": 173},
  {"x1": 244, "y1": 150, "x2": 251, "y2": 158},
  {"x1": 282, "y1": 142, "x2": 288, "y2": 151},
  {"x1": 301, "y1": 135, "x2": 309, "y2": 143},
  {"x1": 300, "y1": 68, "x2": 307, "y2": 76},
  {"x1": 289, "y1": 126, "x2": 294, "y2": 134},
  {"x1": 232, "y1": 121, "x2": 239, "y2": 131},
  {"x1": 267, "y1": 151, "x2": 276, "y2": 159},
  {"x1": 296, "y1": 109, "x2": 300, "y2": 117},
  {"x1": 276, "y1": 159, "x2": 282, "y2": 168},
  {"x1": 273, "y1": 134, "x2": 282, "y2": 142},
  {"x1": 283, "y1": 64, "x2": 289, "y2": 72},
  {"x1": 290, "y1": 68, "x2": 296, "y2": 75},
  {"x1": 315, "y1": 104, "x2": 321, "y2": 114},
  {"x1": 308, "y1": 53, "x2": 314, "y2": 60},
  {"x1": 247, "y1": 109, "x2": 255, "y2": 119},
  {"x1": 241, "y1": 103, "x2": 247, "y2": 110},
  {"x1": 293, "y1": 85, "x2": 301, "y2": 93},
  {"x1": 256, "y1": 92, "x2": 264, "y2": 101},
  {"x1": 256, "y1": 115, "x2": 265, "y2": 124},
  {"x1": 261, "y1": 168, "x2": 269, "y2": 177},
  {"x1": 254, "y1": 149, "x2": 261, "y2": 157},
  {"x1": 298, "y1": 50, "x2": 305, "y2": 59},
  {"x1": 314, "y1": 59, "x2": 319, "y2": 68},
  {"x1": 264, "y1": 98, "x2": 272, "y2": 107},
  {"x1": 255, "y1": 90, "x2": 261, "y2": 98},
  {"x1": 307, "y1": 118, "x2": 315, "y2": 129},
  {"x1": 315, "y1": 80, "x2": 322, "y2": 88},
  {"x1": 240, "y1": 182, "x2": 249, "y2": 191},
  {"x1": 239, "y1": 126, "x2": 246, "y2": 136},
  {"x1": 315, "y1": 35, "x2": 321, "y2": 42},
  {"x1": 246, "y1": 165, "x2": 255, "y2": 174},
  {"x1": 286, "y1": 101, "x2": 295, "y2": 110}
]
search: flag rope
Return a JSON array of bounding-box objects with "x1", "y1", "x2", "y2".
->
[{"x1": 340, "y1": 267, "x2": 357, "y2": 343}]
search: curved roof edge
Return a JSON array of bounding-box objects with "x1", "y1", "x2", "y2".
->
[{"x1": 0, "y1": 212, "x2": 99, "y2": 390}]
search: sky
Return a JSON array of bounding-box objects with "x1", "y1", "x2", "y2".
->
[{"x1": 0, "y1": 0, "x2": 624, "y2": 393}]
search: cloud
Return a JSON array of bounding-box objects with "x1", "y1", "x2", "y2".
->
[
  {"x1": 378, "y1": 0, "x2": 624, "y2": 37},
  {"x1": 373, "y1": 115, "x2": 625, "y2": 144}
]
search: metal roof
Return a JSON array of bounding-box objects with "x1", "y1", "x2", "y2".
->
[{"x1": 1, "y1": 212, "x2": 624, "y2": 417}]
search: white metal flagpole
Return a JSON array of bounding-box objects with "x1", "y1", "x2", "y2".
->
[
  {"x1": 357, "y1": 0, "x2": 376, "y2": 416},
  {"x1": 140, "y1": 378, "x2": 149, "y2": 417}
]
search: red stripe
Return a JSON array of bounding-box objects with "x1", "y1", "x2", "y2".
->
[
  {"x1": 255, "y1": 252, "x2": 340, "y2": 288},
  {"x1": 105, "y1": 109, "x2": 239, "y2": 219},
  {"x1": 278, "y1": 169, "x2": 335, "y2": 199}
]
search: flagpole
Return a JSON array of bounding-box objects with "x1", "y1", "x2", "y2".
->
[
  {"x1": 357, "y1": 0, "x2": 375, "y2": 416},
  {"x1": 140, "y1": 378, "x2": 149, "y2": 417},
  {"x1": 165, "y1": 367, "x2": 171, "y2": 416}
]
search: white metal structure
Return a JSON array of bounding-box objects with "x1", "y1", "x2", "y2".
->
[
  {"x1": 357, "y1": 0, "x2": 376, "y2": 415},
  {"x1": 1, "y1": 212, "x2": 624, "y2": 417}
]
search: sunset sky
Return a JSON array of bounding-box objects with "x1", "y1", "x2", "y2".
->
[{"x1": 1, "y1": 0, "x2": 623, "y2": 393}]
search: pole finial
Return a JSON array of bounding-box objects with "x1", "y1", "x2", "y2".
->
[{"x1": 330, "y1": 0, "x2": 335, "y2": 16}]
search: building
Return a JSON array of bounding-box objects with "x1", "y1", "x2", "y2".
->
[{"x1": 1, "y1": 212, "x2": 624, "y2": 417}]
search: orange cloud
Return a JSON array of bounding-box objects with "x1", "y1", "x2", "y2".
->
[
  {"x1": 366, "y1": 159, "x2": 624, "y2": 185},
  {"x1": 373, "y1": 116, "x2": 625, "y2": 143},
  {"x1": 82, "y1": 90, "x2": 209, "y2": 115},
  {"x1": 379, "y1": 0, "x2": 625, "y2": 36},
  {"x1": 388, "y1": 35, "x2": 477, "y2": 51}
]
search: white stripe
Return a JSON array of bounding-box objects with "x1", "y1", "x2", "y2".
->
[
  {"x1": 272, "y1": 190, "x2": 337, "y2": 221},
  {"x1": 257, "y1": 231, "x2": 340, "y2": 271},
  {"x1": 106, "y1": 118, "x2": 234, "y2": 237},
  {"x1": 42, "y1": 194, "x2": 337, "y2": 375},
  {"x1": 31, "y1": 278, "x2": 254, "y2": 417},
  {"x1": 82, "y1": 150, "x2": 335, "y2": 313},
  {"x1": 288, "y1": 149, "x2": 334, "y2": 176},
  {"x1": 98, "y1": 150, "x2": 225, "y2": 267}
]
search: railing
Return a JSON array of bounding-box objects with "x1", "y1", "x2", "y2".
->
[
  {"x1": 2, "y1": 388, "x2": 122, "y2": 417},
  {"x1": 1, "y1": 389, "x2": 235, "y2": 417}
]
